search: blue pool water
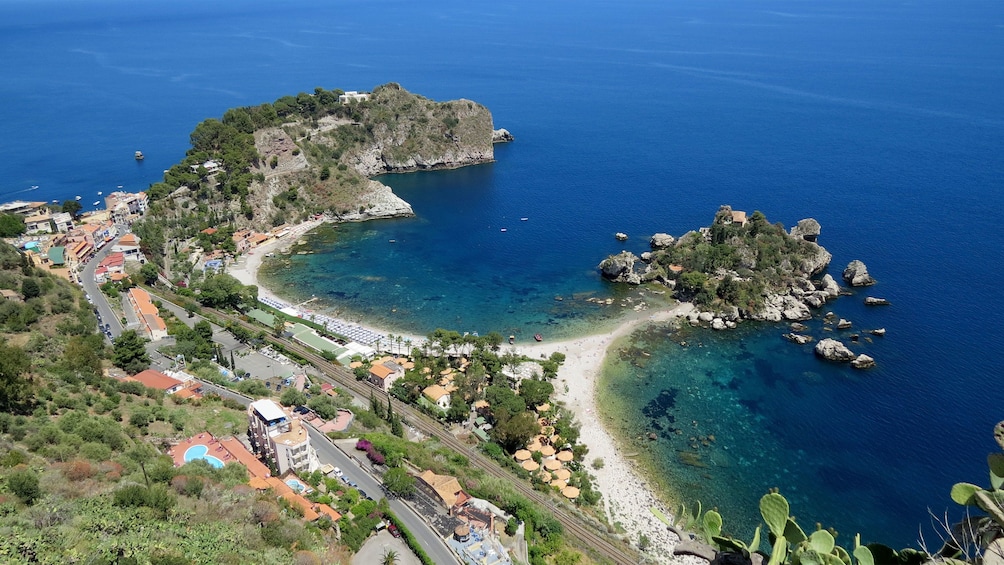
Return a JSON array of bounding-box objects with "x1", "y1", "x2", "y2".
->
[
  {"x1": 184, "y1": 445, "x2": 225, "y2": 469},
  {"x1": 3, "y1": 0, "x2": 1002, "y2": 550},
  {"x1": 286, "y1": 478, "x2": 310, "y2": 494}
]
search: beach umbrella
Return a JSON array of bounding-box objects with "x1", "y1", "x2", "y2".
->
[
  {"x1": 540, "y1": 445, "x2": 555, "y2": 457},
  {"x1": 521, "y1": 460, "x2": 540, "y2": 471},
  {"x1": 536, "y1": 470, "x2": 552, "y2": 482},
  {"x1": 556, "y1": 450, "x2": 574, "y2": 462},
  {"x1": 514, "y1": 449, "x2": 532, "y2": 461},
  {"x1": 440, "y1": 368, "x2": 453, "y2": 375},
  {"x1": 527, "y1": 440, "x2": 542, "y2": 452},
  {"x1": 561, "y1": 486, "x2": 580, "y2": 499},
  {"x1": 550, "y1": 478, "x2": 567, "y2": 488},
  {"x1": 536, "y1": 402, "x2": 551, "y2": 413},
  {"x1": 554, "y1": 468, "x2": 571, "y2": 480},
  {"x1": 544, "y1": 459, "x2": 562, "y2": 471}
]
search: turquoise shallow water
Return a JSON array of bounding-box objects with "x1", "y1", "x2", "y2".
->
[{"x1": 3, "y1": 0, "x2": 1002, "y2": 550}]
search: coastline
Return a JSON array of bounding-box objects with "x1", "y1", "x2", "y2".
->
[{"x1": 229, "y1": 217, "x2": 695, "y2": 562}]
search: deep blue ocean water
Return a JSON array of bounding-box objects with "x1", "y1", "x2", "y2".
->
[{"x1": 2, "y1": 0, "x2": 1002, "y2": 549}]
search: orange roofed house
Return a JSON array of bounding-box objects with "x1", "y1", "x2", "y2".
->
[
  {"x1": 126, "y1": 287, "x2": 168, "y2": 341},
  {"x1": 368, "y1": 361, "x2": 404, "y2": 391}
]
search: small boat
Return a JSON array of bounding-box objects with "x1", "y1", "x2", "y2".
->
[
  {"x1": 51, "y1": 199, "x2": 58, "y2": 203},
  {"x1": 29, "y1": 185, "x2": 38, "y2": 190},
  {"x1": 92, "y1": 201, "x2": 100, "y2": 206},
  {"x1": 520, "y1": 217, "x2": 528, "y2": 221},
  {"x1": 534, "y1": 333, "x2": 543, "y2": 342},
  {"x1": 75, "y1": 195, "x2": 81, "y2": 201},
  {"x1": 135, "y1": 151, "x2": 144, "y2": 160},
  {"x1": 500, "y1": 228, "x2": 507, "y2": 232},
  {"x1": 509, "y1": 335, "x2": 515, "y2": 344},
  {"x1": 388, "y1": 239, "x2": 396, "y2": 243},
  {"x1": 97, "y1": 191, "x2": 102, "y2": 196}
]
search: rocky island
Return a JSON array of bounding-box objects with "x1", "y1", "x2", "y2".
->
[{"x1": 599, "y1": 206, "x2": 838, "y2": 327}]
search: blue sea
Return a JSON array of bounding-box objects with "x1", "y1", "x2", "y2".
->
[{"x1": 3, "y1": 0, "x2": 1002, "y2": 550}]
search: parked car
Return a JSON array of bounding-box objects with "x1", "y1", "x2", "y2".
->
[
  {"x1": 358, "y1": 489, "x2": 370, "y2": 500},
  {"x1": 388, "y1": 524, "x2": 401, "y2": 538},
  {"x1": 293, "y1": 405, "x2": 310, "y2": 415}
]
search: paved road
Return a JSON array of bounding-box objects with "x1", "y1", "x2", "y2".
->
[
  {"x1": 197, "y1": 381, "x2": 460, "y2": 565},
  {"x1": 80, "y1": 233, "x2": 125, "y2": 339}
]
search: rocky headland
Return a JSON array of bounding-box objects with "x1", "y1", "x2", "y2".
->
[{"x1": 598, "y1": 206, "x2": 837, "y2": 327}]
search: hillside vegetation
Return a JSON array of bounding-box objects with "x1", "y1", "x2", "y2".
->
[{"x1": 133, "y1": 83, "x2": 495, "y2": 274}]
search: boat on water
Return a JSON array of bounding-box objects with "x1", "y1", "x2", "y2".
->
[
  {"x1": 92, "y1": 201, "x2": 100, "y2": 206},
  {"x1": 520, "y1": 217, "x2": 528, "y2": 221},
  {"x1": 509, "y1": 335, "x2": 516, "y2": 344},
  {"x1": 75, "y1": 195, "x2": 81, "y2": 201},
  {"x1": 97, "y1": 191, "x2": 102, "y2": 196},
  {"x1": 51, "y1": 199, "x2": 58, "y2": 203},
  {"x1": 534, "y1": 333, "x2": 543, "y2": 342},
  {"x1": 134, "y1": 151, "x2": 144, "y2": 160},
  {"x1": 29, "y1": 185, "x2": 38, "y2": 190},
  {"x1": 500, "y1": 228, "x2": 507, "y2": 232}
]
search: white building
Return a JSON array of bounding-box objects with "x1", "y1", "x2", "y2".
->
[
  {"x1": 247, "y1": 399, "x2": 315, "y2": 475},
  {"x1": 338, "y1": 91, "x2": 370, "y2": 104},
  {"x1": 51, "y1": 212, "x2": 74, "y2": 233}
]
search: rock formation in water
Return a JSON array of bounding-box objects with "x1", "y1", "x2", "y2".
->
[{"x1": 843, "y1": 260, "x2": 876, "y2": 287}]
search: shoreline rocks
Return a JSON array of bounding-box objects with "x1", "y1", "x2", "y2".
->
[
  {"x1": 492, "y1": 128, "x2": 514, "y2": 143},
  {"x1": 864, "y1": 296, "x2": 890, "y2": 306}
]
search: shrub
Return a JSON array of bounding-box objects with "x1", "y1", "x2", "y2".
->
[{"x1": 8, "y1": 468, "x2": 42, "y2": 505}]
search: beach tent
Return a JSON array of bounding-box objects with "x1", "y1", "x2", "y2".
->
[
  {"x1": 514, "y1": 449, "x2": 532, "y2": 461},
  {"x1": 540, "y1": 445, "x2": 556, "y2": 457},
  {"x1": 556, "y1": 450, "x2": 574, "y2": 462},
  {"x1": 554, "y1": 468, "x2": 571, "y2": 481},
  {"x1": 561, "y1": 486, "x2": 580, "y2": 499},
  {"x1": 544, "y1": 459, "x2": 562, "y2": 471},
  {"x1": 521, "y1": 460, "x2": 540, "y2": 472}
]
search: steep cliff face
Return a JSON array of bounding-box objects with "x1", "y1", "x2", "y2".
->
[
  {"x1": 342, "y1": 83, "x2": 494, "y2": 176},
  {"x1": 249, "y1": 83, "x2": 495, "y2": 225}
]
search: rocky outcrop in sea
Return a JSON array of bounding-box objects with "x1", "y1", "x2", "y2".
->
[{"x1": 843, "y1": 260, "x2": 876, "y2": 286}]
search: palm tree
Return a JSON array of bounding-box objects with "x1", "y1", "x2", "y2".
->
[{"x1": 382, "y1": 548, "x2": 399, "y2": 565}]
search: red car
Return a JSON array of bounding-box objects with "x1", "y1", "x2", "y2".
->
[{"x1": 388, "y1": 524, "x2": 401, "y2": 538}]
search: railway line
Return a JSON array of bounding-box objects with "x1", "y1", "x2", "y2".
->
[{"x1": 197, "y1": 304, "x2": 642, "y2": 564}]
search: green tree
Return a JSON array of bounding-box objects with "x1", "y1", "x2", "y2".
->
[
  {"x1": 490, "y1": 409, "x2": 538, "y2": 453},
  {"x1": 20, "y1": 278, "x2": 40, "y2": 300},
  {"x1": 279, "y1": 387, "x2": 307, "y2": 407},
  {"x1": 7, "y1": 467, "x2": 41, "y2": 505},
  {"x1": 198, "y1": 273, "x2": 253, "y2": 310},
  {"x1": 0, "y1": 342, "x2": 32, "y2": 411},
  {"x1": 382, "y1": 467, "x2": 416, "y2": 497},
  {"x1": 518, "y1": 378, "x2": 554, "y2": 408},
  {"x1": 61, "y1": 334, "x2": 104, "y2": 378},
  {"x1": 319, "y1": 165, "x2": 331, "y2": 181},
  {"x1": 0, "y1": 214, "x2": 26, "y2": 237},
  {"x1": 112, "y1": 330, "x2": 151, "y2": 374},
  {"x1": 61, "y1": 200, "x2": 83, "y2": 218},
  {"x1": 139, "y1": 262, "x2": 160, "y2": 285},
  {"x1": 447, "y1": 397, "x2": 470, "y2": 423}
]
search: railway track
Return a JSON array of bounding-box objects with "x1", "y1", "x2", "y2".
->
[{"x1": 196, "y1": 304, "x2": 641, "y2": 565}]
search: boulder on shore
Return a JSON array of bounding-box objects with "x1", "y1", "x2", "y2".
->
[
  {"x1": 597, "y1": 251, "x2": 642, "y2": 284},
  {"x1": 864, "y1": 297, "x2": 890, "y2": 306},
  {"x1": 790, "y1": 218, "x2": 822, "y2": 242},
  {"x1": 492, "y1": 128, "x2": 514, "y2": 143},
  {"x1": 650, "y1": 233, "x2": 676, "y2": 249},
  {"x1": 843, "y1": 260, "x2": 876, "y2": 287},
  {"x1": 837, "y1": 319, "x2": 852, "y2": 329},
  {"x1": 814, "y1": 338, "x2": 856, "y2": 362},
  {"x1": 851, "y1": 354, "x2": 876, "y2": 369}
]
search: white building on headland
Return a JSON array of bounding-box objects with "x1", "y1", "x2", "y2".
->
[
  {"x1": 247, "y1": 399, "x2": 317, "y2": 475},
  {"x1": 338, "y1": 91, "x2": 370, "y2": 104}
]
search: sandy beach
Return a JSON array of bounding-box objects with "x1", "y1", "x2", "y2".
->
[{"x1": 229, "y1": 218, "x2": 696, "y2": 563}]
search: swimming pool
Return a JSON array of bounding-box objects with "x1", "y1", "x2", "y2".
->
[
  {"x1": 286, "y1": 478, "x2": 311, "y2": 493},
  {"x1": 184, "y1": 444, "x2": 225, "y2": 469}
]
